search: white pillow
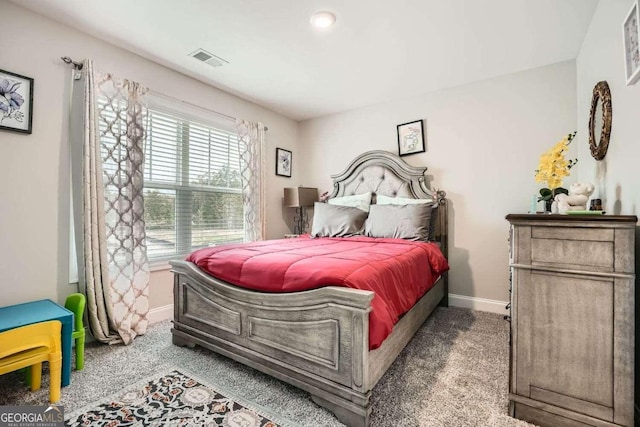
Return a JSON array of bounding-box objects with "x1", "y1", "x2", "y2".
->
[
  {"x1": 376, "y1": 194, "x2": 434, "y2": 206},
  {"x1": 328, "y1": 192, "x2": 372, "y2": 212}
]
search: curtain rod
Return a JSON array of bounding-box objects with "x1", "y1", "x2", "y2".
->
[{"x1": 60, "y1": 56, "x2": 268, "y2": 131}]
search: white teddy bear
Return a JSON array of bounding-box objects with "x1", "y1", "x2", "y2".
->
[{"x1": 554, "y1": 183, "x2": 595, "y2": 214}]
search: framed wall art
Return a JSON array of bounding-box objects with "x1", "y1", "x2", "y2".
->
[
  {"x1": 0, "y1": 69, "x2": 33, "y2": 134},
  {"x1": 623, "y1": 0, "x2": 640, "y2": 85},
  {"x1": 276, "y1": 147, "x2": 292, "y2": 177},
  {"x1": 397, "y1": 120, "x2": 425, "y2": 156}
]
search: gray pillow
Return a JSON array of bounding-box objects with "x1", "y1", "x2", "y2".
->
[
  {"x1": 311, "y1": 202, "x2": 368, "y2": 237},
  {"x1": 428, "y1": 203, "x2": 439, "y2": 240},
  {"x1": 364, "y1": 204, "x2": 432, "y2": 241},
  {"x1": 375, "y1": 194, "x2": 439, "y2": 239}
]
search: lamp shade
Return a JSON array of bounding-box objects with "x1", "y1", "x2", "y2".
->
[{"x1": 284, "y1": 187, "x2": 318, "y2": 207}]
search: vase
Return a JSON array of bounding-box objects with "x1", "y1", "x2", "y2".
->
[{"x1": 544, "y1": 199, "x2": 553, "y2": 213}]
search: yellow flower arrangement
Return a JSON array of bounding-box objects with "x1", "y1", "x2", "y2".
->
[{"x1": 534, "y1": 131, "x2": 578, "y2": 203}]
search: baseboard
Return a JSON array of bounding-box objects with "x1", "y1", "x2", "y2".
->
[
  {"x1": 449, "y1": 293, "x2": 509, "y2": 315},
  {"x1": 148, "y1": 304, "x2": 174, "y2": 324}
]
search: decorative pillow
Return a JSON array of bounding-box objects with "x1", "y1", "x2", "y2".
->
[
  {"x1": 375, "y1": 194, "x2": 434, "y2": 206},
  {"x1": 376, "y1": 194, "x2": 439, "y2": 240},
  {"x1": 328, "y1": 192, "x2": 372, "y2": 212},
  {"x1": 311, "y1": 202, "x2": 368, "y2": 237},
  {"x1": 364, "y1": 204, "x2": 432, "y2": 241}
]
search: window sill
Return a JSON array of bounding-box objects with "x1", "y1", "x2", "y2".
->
[{"x1": 149, "y1": 261, "x2": 172, "y2": 272}]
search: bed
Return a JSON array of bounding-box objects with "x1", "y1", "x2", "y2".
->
[{"x1": 170, "y1": 150, "x2": 449, "y2": 426}]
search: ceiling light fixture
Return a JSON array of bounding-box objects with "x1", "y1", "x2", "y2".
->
[{"x1": 310, "y1": 11, "x2": 336, "y2": 29}]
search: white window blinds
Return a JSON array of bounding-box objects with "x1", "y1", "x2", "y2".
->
[{"x1": 142, "y1": 107, "x2": 243, "y2": 261}]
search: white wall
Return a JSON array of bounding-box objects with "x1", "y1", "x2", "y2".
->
[
  {"x1": 575, "y1": 0, "x2": 640, "y2": 408},
  {"x1": 299, "y1": 61, "x2": 578, "y2": 303},
  {"x1": 0, "y1": 0, "x2": 299, "y2": 308},
  {"x1": 576, "y1": 0, "x2": 640, "y2": 214}
]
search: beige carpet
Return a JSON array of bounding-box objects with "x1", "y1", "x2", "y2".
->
[{"x1": 0, "y1": 307, "x2": 534, "y2": 427}]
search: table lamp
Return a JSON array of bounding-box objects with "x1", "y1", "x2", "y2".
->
[{"x1": 283, "y1": 187, "x2": 318, "y2": 234}]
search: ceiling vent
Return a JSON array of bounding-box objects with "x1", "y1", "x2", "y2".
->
[{"x1": 189, "y1": 49, "x2": 229, "y2": 67}]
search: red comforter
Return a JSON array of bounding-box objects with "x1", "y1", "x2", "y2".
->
[{"x1": 187, "y1": 236, "x2": 449, "y2": 349}]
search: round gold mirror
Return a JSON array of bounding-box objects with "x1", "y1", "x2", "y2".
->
[{"x1": 588, "y1": 81, "x2": 612, "y2": 160}]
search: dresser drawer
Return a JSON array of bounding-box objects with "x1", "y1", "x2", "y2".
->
[{"x1": 530, "y1": 226, "x2": 614, "y2": 272}]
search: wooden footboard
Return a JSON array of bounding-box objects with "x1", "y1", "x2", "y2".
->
[
  {"x1": 171, "y1": 260, "x2": 444, "y2": 426},
  {"x1": 171, "y1": 260, "x2": 377, "y2": 425}
]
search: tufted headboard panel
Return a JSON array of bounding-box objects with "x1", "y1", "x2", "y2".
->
[
  {"x1": 333, "y1": 164, "x2": 418, "y2": 199},
  {"x1": 329, "y1": 151, "x2": 432, "y2": 200}
]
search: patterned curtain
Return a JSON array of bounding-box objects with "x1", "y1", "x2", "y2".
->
[
  {"x1": 79, "y1": 60, "x2": 150, "y2": 345},
  {"x1": 236, "y1": 120, "x2": 266, "y2": 242}
]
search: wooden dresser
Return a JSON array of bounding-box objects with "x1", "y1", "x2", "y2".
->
[{"x1": 506, "y1": 214, "x2": 637, "y2": 427}]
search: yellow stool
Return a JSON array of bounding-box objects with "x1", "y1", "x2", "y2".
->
[{"x1": 0, "y1": 320, "x2": 62, "y2": 403}]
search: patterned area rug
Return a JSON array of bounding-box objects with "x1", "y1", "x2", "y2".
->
[{"x1": 64, "y1": 369, "x2": 301, "y2": 427}]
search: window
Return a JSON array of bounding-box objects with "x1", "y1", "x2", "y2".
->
[{"x1": 143, "y1": 108, "x2": 244, "y2": 261}]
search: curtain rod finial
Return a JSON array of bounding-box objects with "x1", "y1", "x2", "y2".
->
[{"x1": 61, "y1": 56, "x2": 83, "y2": 70}]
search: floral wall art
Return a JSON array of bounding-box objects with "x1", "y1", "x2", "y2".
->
[
  {"x1": 396, "y1": 120, "x2": 425, "y2": 156},
  {"x1": 0, "y1": 69, "x2": 33, "y2": 134},
  {"x1": 623, "y1": 0, "x2": 640, "y2": 85},
  {"x1": 276, "y1": 147, "x2": 292, "y2": 177}
]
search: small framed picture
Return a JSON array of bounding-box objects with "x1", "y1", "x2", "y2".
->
[
  {"x1": 623, "y1": 0, "x2": 640, "y2": 85},
  {"x1": 276, "y1": 147, "x2": 292, "y2": 177},
  {"x1": 397, "y1": 120, "x2": 425, "y2": 157},
  {"x1": 0, "y1": 69, "x2": 34, "y2": 134}
]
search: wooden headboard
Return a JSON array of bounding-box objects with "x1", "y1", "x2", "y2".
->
[{"x1": 328, "y1": 150, "x2": 448, "y2": 261}]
